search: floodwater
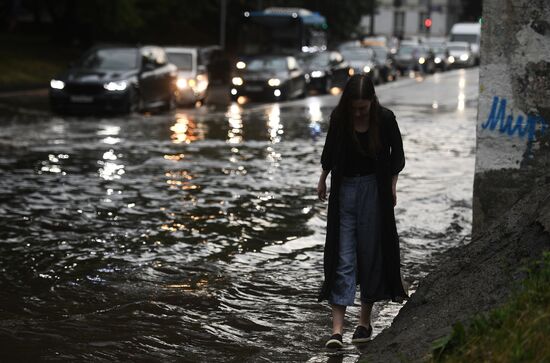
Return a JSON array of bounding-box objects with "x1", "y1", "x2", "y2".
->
[{"x1": 0, "y1": 69, "x2": 477, "y2": 362}]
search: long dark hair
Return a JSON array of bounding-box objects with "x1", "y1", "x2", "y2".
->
[{"x1": 331, "y1": 74, "x2": 381, "y2": 156}]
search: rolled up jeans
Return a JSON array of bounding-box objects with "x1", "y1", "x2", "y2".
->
[{"x1": 329, "y1": 174, "x2": 383, "y2": 306}]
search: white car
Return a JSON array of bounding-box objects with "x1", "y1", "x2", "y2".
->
[
  {"x1": 165, "y1": 47, "x2": 209, "y2": 106},
  {"x1": 446, "y1": 42, "x2": 476, "y2": 68}
]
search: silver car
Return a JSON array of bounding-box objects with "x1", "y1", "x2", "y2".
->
[
  {"x1": 165, "y1": 47, "x2": 209, "y2": 106},
  {"x1": 446, "y1": 42, "x2": 476, "y2": 68}
]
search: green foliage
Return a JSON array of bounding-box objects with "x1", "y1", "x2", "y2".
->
[
  {"x1": 0, "y1": 33, "x2": 80, "y2": 87},
  {"x1": 430, "y1": 251, "x2": 550, "y2": 363},
  {"x1": 32, "y1": 0, "x2": 376, "y2": 47}
]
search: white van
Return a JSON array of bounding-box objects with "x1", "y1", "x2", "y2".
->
[{"x1": 449, "y1": 22, "x2": 481, "y2": 64}]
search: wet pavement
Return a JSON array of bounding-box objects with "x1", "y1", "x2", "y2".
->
[{"x1": 0, "y1": 69, "x2": 478, "y2": 362}]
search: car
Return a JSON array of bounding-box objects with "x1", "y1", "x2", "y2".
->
[
  {"x1": 394, "y1": 43, "x2": 435, "y2": 75},
  {"x1": 49, "y1": 45, "x2": 177, "y2": 114},
  {"x1": 165, "y1": 47, "x2": 209, "y2": 106},
  {"x1": 446, "y1": 41, "x2": 476, "y2": 68},
  {"x1": 336, "y1": 40, "x2": 362, "y2": 52},
  {"x1": 429, "y1": 43, "x2": 451, "y2": 72},
  {"x1": 449, "y1": 22, "x2": 481, "y2": 65},
  {"x1": 368, "y1": 45, "x2": 399, "y2": 82},
  {"x1": 230, "y1": 55, "x2": 307, "y2": 102},
  {"x1": 340, "y1": 47, "x2": 381, "y2": 84},
  {"x1": 298, "y1": 51, "x2": 351, "y2": 94}
]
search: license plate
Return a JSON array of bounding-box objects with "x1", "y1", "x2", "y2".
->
[
  {"x1": 244, "y1": 85, "x2": 263, "y2": 92},
  {"x1": 70, "y1": 95, "x2": 94, "y2": 103}
]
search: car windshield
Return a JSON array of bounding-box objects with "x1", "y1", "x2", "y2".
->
[
  {"x1": 78, "y1": 48, "x2": 139, "y2": 70},
  {"x1": 247, "y1": 58, "x2": 287, "y2": 71},
  {"x1": 448, "y1": 45, "x2": 468, "y2": 51},
  {"x1": 431, "y1": 46, "x2": 446, "y2": 53},
  {"x1": 341, "y1": 50, "x2": 372, "y2": 61},
  {"x1": 305, "y1": 52, "x2": 330, "y2": 67},
  {"x1": 450, "y1": 34, "x2": 478, "y2": 43},
  {"x1": 370, "y1": 47, "x2": 387, "y2": 59},
  {"x1": 397, "y1": 46, "x2": 415, "y2": 55},
  {"x1": 166, "y1": 52, "x2": 193, "y2": 71}
]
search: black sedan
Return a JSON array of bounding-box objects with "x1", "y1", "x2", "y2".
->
[
  {"x1": 394, "y1": 43, "x2": 436, "y2": 75},
  {"x1": 340, "y1": 48, "x2": 382, "y2": 84},
  {"x1": 49, "y1": 45, "x2": 178, "y2": 114},
  {"x1": 368, "y1": 46, "x2": 399, "y2": 82},
  {"x1": 298, "y1": 51, "x2": 351, "y2": 94},
  {"x1": 230, "y1": 55, "x2": 307, "y2": 102}
]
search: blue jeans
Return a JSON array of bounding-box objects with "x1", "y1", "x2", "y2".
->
[{"x1": 329, "y1": 174, "x2": 384, "y2": 306}]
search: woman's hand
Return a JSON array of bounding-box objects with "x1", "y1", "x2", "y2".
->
[
  {"x1": 317, "y1": 178, "x2": 327, "y2": 201},
  {"x1": 392, "y1": 174, "x2": 399, "y2": 206},
  {"x1": 318, "y1": 170, "x2": 329, "y2": 201}
]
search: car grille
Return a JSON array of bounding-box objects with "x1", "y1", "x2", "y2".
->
[
  {"x1": 64, "y1": 83, "x2": 105, "y2": 95},
  {"x1": 244, "y1": 80, "x2": 268, "y2": 87}
]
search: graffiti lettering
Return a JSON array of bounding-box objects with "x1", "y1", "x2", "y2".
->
[{"x1": 481, "y1": 96, "x2": 548, "y2": 142}]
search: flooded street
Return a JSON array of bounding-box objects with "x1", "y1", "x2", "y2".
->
[{"x1": 0, "y1": 69, "x2": 478, "y2": 362}]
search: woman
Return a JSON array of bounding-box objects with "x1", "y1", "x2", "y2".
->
[{"x1": 317, "y1": 74, "x2": 408, "y2": 349}]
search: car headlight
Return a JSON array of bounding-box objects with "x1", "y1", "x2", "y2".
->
[
  {"x1": 236, "y1": 61, "x2": 246, "y2": 70},
  {"x1": 418, "y1": 57, "x2": 426, "y2": 64},
  {"x1": 232, "y1": 77, "x2": 243, "y2": 86},
  {"x1": 104, "y1": 81, "x2": 127, "y2": 91},
  {"x1": 50, "y1": 79, "x2": 65, "y2": 90},
  {"x1": 348, "y1": 68, "x2": 355, "y2": 76},
  {"x1": 460, "y1": 54, "x2": 469, "y2": 61},
  {"x1": 363, "y1": 65, "x2": 371, "y2": 73},
  {"x1": 177, "y1": 78, "x2": 188, "y2": 89},
  {"x1": 311, "y1": 71, "x2": 324, "y2": 78},
  {"x1": 268, "y1": 78, "x2": 281, "y2": 87},
  {"x1": 434, "y1": 57, "x2": 441, "y2": 64},
  {"x1": 448, "y1": 56, "x2": 455, "y2": 63}
]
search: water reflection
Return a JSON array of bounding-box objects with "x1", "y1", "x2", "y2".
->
[
  {"x1": 0, "y1": 69, "x2": 477, "y2": 362},
  {"x1": 458, "y1": 69, "x2": 466, "y2": 111},
  {"x1": 39, "y1": 153, "x2": 68, "y2": 174},
  {"x1": 170, "y1": 113, "x2": 201, "y2": 144},
  {"x1": 226, "y1": 104, "x2": 243, "y2": 144},
  {"x1": 98, "y1": 149, "x2": 124, "y2": 180},
  {"x1": 266, "y1": 104, "x2": 283, "y2": 143},
  {"x1": 308, "y1": 99, "x2": 323, "y2": 139},
  {"x1": 98, "y1": 125, "x2": 121, "y2": 145}
]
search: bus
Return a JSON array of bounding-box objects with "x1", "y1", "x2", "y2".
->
[{"x1": 238, "y1": 7, "x2": 328, "y2": 57}]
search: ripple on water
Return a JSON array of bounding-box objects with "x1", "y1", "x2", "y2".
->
[{"x1": 0, "y1": 86, "x2": 476, "y2": 361}]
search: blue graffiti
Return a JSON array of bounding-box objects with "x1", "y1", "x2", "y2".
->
[{"x1": 481, "y1": 96, "x2": 548, "y2": 142}]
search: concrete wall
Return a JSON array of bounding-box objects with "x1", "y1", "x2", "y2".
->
[{"x1": 473, "y1": 0, "x2": 550, "y2": 235}]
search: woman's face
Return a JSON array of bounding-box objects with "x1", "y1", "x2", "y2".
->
[{"x1": 351, "y1": 99, "x2": 372, "y2": 122}]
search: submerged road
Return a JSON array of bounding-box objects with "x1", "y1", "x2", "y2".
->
[{"x1": 0, "y1": 68, "x2": 478, "y2": 362}]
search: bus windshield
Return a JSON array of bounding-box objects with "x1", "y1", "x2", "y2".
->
[{"x1": 238, "y1": 9, "x2": 327, "y2": 56}]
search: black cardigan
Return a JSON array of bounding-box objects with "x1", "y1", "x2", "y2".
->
[{"x1": 318, "y1": 106, "x2": 408, "y2": 303}]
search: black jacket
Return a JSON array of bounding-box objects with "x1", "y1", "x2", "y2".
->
[{"x1": 318, "y1": 106, "x2": 408, "y2": 302}]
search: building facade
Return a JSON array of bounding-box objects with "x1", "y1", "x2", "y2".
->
[{"x1": 361, "y1": 0, "x2": 463, "y2": 39}]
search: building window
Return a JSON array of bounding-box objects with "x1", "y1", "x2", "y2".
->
[{"x1": 394, "y1": 11, "x2": 405, "y2": 38}]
